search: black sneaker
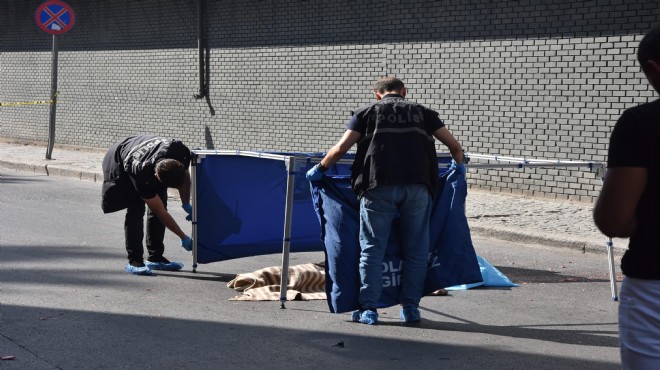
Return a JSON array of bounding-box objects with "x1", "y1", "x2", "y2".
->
[
  {"x1": 146, "y1": 256, "x2": 183, "y2": 271},
  {"x1": 147, "y1": 255, "x2": 171, "y2": 264}
]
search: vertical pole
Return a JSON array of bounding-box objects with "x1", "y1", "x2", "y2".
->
[
  {"x1": 46, "y1": 34, "x2": 59, "y2": 159},
  {"x1": 599, "y1": 166, "x2": 619, "y2": 301},
  {"x1": 279, "y1": 156, "x2": 295, "y2": 308},
  {"x1": 191, "y1": 154, "x2": 199, "y2": 273},
  {"x1": 607, "y1": 239, "x2": 619, "y2": 301}
]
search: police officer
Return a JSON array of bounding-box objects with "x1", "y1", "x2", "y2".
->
[
  {"x1": 102, "y1": 135, "x2": 194, "y2": 275},
  {"x1": 307, "y1": 77, "x2": 464, "y2": 324}
]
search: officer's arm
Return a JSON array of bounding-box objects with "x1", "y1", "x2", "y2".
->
[
  {"x1": 143, "y1": 196, "x2": 187, "y2": 240},
  {"x1": 593, "y1": 167, "x2": 647, "y2": 237},
  {"x1": 319, "y1": 130, "x2": 362, "y2": 168},
  {"x1": 433, "y1": 127, "x2": 463, "y2": 164}
]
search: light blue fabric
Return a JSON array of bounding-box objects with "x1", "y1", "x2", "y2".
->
[
  {"x1": 124, "y1": 264, "x2": 154, "y2": 276},
  {"x1": 400, "y1": 307, "x2": 422, "y2": 322},
  {"x1": 445, "y1": 255, "x2": 518, "y2": 290},
  {"x1": 351, "y1": 310, "x2": 378, "y2": 325},
  {"x1": 358, "y1": 185, "x2": 432, "y2": 309}
]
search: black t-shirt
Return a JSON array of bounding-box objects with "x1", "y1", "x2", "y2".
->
[
  {"x1": 347, "y1": 94, "x2": 445, "y2": 195},
  {"x1": 608, "y1": 99, "x2": 660, "y2": 279},
  {"x1": 116, "y1": 135, "x2": 191, "y2": 199}
]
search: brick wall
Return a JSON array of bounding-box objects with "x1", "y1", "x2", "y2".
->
[{"x1": 1, "y1": 0, "x2": 659, "y2": 201}]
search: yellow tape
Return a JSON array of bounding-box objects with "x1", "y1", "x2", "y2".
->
[
  {"x1": 0, "y1": 99, "x2": 54, "y2": 107},
  {"x1": 0, "y1": 92, "x2": 58, "y2": 107}
]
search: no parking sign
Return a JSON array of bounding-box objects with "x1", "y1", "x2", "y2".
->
[{"x1": 35, "y1": 0, "x2": 75, "y2": 35}]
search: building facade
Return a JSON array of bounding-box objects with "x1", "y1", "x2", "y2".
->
[{"x1": 2, "y1": 0, "x2": 659, "y2": 201}]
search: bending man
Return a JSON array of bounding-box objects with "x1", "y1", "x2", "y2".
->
[{"x1": 102, "y1": 135, "x2": 194, "y2": 275}]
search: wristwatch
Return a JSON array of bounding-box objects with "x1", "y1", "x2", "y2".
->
[{"x1": 317, "y1": 163, "x2": 328, "y2": 172}]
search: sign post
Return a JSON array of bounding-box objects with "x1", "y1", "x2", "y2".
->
[
  {"x1": 46, "y1": 35, "x2": 59, "y2": 160},
  {"x1": 35, "y1": 0, "x2": 75, "y2": 159}
]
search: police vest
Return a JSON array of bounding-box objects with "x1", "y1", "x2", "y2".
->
[{"x1": 350, "y1": 97, "x2": 439, "y2": 197}]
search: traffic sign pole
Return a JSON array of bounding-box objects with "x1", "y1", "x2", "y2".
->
[
  {"x1": 46, "y1": 34, "x2": 59, "y2": 160},
  {"x1": 36, "y1": 0, "x2": 75, "y2": 159}
]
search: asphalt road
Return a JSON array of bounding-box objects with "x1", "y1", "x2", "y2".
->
[{"x1": 0, "y1": 169, "x2": 621, "y2": 369}]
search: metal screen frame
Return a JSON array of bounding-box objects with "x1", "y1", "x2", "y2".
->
[
  {"x1": 190, "y1": 150, "x2": 618, "y2": 306},
  {"x1": 464, "y1": 152, "x2": 617, "y2": 301}
]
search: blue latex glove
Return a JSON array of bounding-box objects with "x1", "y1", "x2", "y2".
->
[
  {"x1": 182, "y1": 203, "x2": 193, "y2": 221},
  {"x1": 306, "y1": 164, "x2": 325, "y2": 182},
  {"x1": 181, "y1": 236, "x2": 193, "y2": 251},
  {"x1": 455, "y1": 162, "x2": 466, "y2": 175},
  {"x1": 448, "y1": 160, "x2": 466, "y2": 175}
]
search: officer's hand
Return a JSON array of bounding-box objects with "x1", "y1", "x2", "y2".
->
[
  {"x1": 449, "y1": 160, "x2": 466, "y2": 175},
  {"x1": 181, "y1": 236, "x2": 193, "y2": 251},
  {"x1": 306, "y1": 164, "x2": 325, "y2": 182},
  {"x1": 182, "y1": 203, "x2": 193, "y2": 221}
]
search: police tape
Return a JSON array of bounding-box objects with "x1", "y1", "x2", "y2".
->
[
  {"x1": 0, "y1": 93, "x2": 58, "y2": 107},
  {"x1": 0, "y1": 99, "x2": 54, "y2": 107}
]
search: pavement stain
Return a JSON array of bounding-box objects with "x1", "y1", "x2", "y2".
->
[{"x1": 38, "y1": 312, "x2": 65, "y2": 321}]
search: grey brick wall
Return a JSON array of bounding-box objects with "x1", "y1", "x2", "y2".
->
[{"x1": 1, "y1": 0, "x2": 659, "y2": 201}]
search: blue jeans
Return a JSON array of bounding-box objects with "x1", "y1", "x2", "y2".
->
[{"x1": 358, "y1": 184, "x2": 432, "y2": 309}]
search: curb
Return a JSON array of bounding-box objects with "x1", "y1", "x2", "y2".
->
[
  {"x1": 0, "y1": 160, "x2": 182, "y2": 199},
  {"x1": 0, "y1": 160, "x2": 101, "y2": 182},
  {"x1": 469, "y1": 226, "x2": 626, "y2": 256}
]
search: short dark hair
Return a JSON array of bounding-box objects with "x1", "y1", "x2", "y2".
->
[
  {"x1": 638, "y1": 24, "x2": 660, "y2": 72},
  {"x1": 373, "y1": 76, "x2": 405, "y2": 94},
  {"x1": 155, "y1": 159, "x2": 186, "y2": 188}
]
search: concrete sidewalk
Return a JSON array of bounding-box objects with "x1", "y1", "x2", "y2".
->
[{"x1": 0, "y1": 137, "x2": 626, "y2": 255}]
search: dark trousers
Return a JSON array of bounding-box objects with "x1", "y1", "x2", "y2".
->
[
  {"x1": 101, "y1": 142, "x2": 167, "y2": 262},
  {"x1": 102, "y1": 146, "x2": 169, "y2": 263},
  {"x1": 124, "y1": 188, "x2": 168, "y2": 263}
]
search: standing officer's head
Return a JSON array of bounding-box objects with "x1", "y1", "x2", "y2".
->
[{"x1": 373, "y1": 77, "x2": 407, "y2": 100}]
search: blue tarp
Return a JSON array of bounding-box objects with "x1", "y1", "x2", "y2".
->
[
  {"x1": 311, "y1": 168, "x2": 484, "y2": 313},
  {"x1": 194, "y1": 152, "x2": 513, "y2": 313},
  {"x1": 195, "y1": 154, "x2": 324, "y2": 263}
]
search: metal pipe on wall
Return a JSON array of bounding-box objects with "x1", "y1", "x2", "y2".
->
[{"x1": 193, "y1": 0, "x2": 205, "y2": 99}]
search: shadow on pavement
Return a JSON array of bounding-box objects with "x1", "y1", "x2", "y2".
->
[
  {"x1": 417, "y1": 307, "x2": 618, "y2": 348},
  {"x1": 157, "y1": 270, "x2": 237, "y2": 282},
  {"x1": 0, "y1": 172, "x2": 48, "y2": 184},
  {"x1": 0, "y1": 304, "x2": 619, "y2": 370}
]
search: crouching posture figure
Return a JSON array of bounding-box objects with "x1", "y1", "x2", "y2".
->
[{"x1": 102, "y1": 135, "x2": 194, "y2": 275}]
